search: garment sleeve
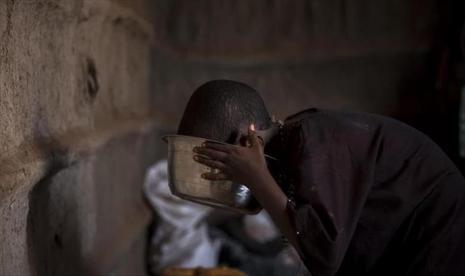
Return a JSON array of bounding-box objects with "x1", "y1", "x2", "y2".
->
[{"x1": 286, "y1": 114, "x2": 381, "y2": 275}]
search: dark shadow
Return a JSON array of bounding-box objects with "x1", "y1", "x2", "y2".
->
[
  {"x1": 26, "y1": 117, "x2": 87, "y2": 275},
  {"x1": 393, "y1": 0, "x2": 465, "y2": 173},
  {"x1": 26, "y1": 163, "x2": 86, "y2": 276}
]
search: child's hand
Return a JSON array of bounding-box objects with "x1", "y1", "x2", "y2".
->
[
  {"x1": 193, "y1": 124, "x2": 270, "y2": 187},
  {"x1": 195, "y1": 125, "x2": 297, "y2": 250}
]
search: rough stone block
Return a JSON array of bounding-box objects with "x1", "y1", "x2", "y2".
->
[{"x1": 0, "y1": 0, "x2": 157, "y2": 274}]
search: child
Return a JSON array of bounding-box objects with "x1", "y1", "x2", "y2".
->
[{"x1": 179, "y1": 80, "x2": 465, "y2": 275}]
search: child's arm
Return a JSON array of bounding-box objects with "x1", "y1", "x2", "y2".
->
[{"x1": 193, "y1": 124, "x2": 299, "y2": 250}]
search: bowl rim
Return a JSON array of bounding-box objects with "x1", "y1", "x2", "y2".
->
[
  {"x1": 162, "y1": 134, "x2": 277, "y2": 160},
  {"x1": 162, "y1": 134, "x2": 227, "y2": 144}
]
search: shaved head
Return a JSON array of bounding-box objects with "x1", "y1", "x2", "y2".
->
[{"x1": 178, "y1": 80, "x2": 272, "y2": 143}]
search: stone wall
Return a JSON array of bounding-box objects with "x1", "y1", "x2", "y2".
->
[{"x1": 0, "y1": 0, "x2": 158, "y2": 274}]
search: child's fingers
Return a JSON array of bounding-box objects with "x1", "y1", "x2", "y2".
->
[
  {"x1": 203, "y1": 142, "x2": 235, "y2": 153},
  {"x1": 193, "y1": 147, "x2": 229, "y2": 161},
  {"x1": 201, "y1": 172, "x2": 229, "y2": 181},
  {"x1": 193, "y1": 155, "x2": 227, "y2": 170}
]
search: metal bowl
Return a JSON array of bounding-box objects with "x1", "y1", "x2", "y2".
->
[{"x1": 163, "y1": 135, "x2": 262, "y2": 214}]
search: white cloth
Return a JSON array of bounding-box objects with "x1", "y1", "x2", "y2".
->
[
  {"x1": 243, "y1": 210, "x2": 279, "y2": 243},
  {"x1": 143, "y1": 160, "x2": 220, "y2": 273}
]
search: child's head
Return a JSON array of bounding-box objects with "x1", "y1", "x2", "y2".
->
[{"x1": 178, "y1": 80, "x2": 272, "y2": 144}]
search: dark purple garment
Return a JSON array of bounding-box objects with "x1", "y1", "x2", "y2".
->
[{"x1": 266, "y1": 109, "x2": 465, "y2": 276}]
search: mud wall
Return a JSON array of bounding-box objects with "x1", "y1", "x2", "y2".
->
[{"x1": 0, "y1": 0, "x2": 157, "y2": 274}]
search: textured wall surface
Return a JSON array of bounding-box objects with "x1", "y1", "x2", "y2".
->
[
  {"x1": 150, "y1": 0, "x2": 441, "y2": 130},
  {"x1": 0, "y1": 0, "x2": 157, "y2": 274},
  {"x1": 0, "y1": 0, "x2": 449, "y2": 275}
]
